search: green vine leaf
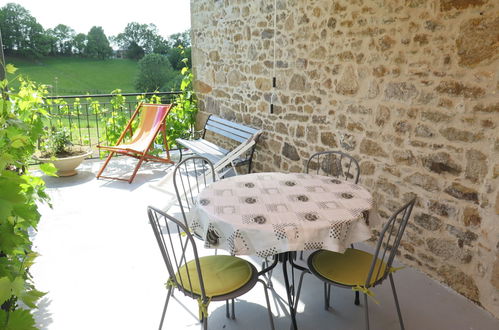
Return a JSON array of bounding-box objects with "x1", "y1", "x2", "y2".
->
[
  {"x1": 0, "y1": 309, "x2": 38, "y2": 330},
  {"x1": 39, "y1": 163, "x2": 58, "y2": 177},
  {"x1": 5, "y1": 64, "x2": 17, "y2": 74}
]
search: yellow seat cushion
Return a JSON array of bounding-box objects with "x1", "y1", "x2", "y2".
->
[
  {"x1": 311, "y1": 248, "x2": 389, "y2": 287},
  {"x1": 176, "y1": 255, "x2": 253, "y2": 297}
]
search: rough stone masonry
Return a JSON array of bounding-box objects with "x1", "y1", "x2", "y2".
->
[{"x1": 190, "y1": 0, "x2": 499, "y2": 318}]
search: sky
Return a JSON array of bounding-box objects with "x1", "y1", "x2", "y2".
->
[{"x1": 1, "y1": 0, "x2": 191, "y2": 38}]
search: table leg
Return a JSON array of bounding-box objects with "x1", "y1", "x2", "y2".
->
[{"x1": 282, "y1": 253, "x2": 299, "y2": 330}]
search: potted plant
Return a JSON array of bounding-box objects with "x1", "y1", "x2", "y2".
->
[{"x1": 37, "y1": 127, "x2": 92, "y2": 176}]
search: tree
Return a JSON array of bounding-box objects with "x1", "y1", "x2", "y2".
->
[
  {"x1": 84, "y1": 26, "x2": 112, "y2": 59},
  {"x1": 167, "y1": 30, "x2": 191, "y2": 48},
  {"x1": 134, "y1": 53, "x2": 174, "y2": 92},
  {"x1": 0, "y1": 3, "x2": 46, "y2": 57},
  {"x1": 126, "y1": 41, "x2": 145, "y2": 60},
  {"x1": 73, "y1": 33, "x2": 86, "y2": 55},
  {"x1": 113, "y1": 22, "x2": 160, "y2": 59},
  {"x1": 51, "y1": 24, "x2": 75, "y2": 55}
]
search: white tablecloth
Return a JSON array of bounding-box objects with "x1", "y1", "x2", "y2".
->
[{"x1": 193, "y1": 172, "x2": 376, "y2": 257}]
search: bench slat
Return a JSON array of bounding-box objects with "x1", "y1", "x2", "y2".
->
[
  {"x1": 205, "y1": 120, "x2": 254, "y2": 139},
  {"x1": 204, "y1": 123, "x2": 249, "y2": 143},
  {"x1": 177, "y1": 138, "x2": 229, "y2": 157},
  {"x1": 208, "y1": 115, "x2": 260, "y2": 135}
]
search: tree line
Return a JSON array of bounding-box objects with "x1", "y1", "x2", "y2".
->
[{"x1": 0, "y1": 3, "x2": 191, "y2": 71}]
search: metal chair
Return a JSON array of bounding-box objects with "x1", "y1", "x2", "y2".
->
[
  {"x1": 300, "y1": 150, "x2": 361, "y2": 299},
  {"x1": 172, "y1": 156, "x2": 216, "y2": 232},
  {"x1": 148, "y1": 207, "x2": 275, "y2": 330},
  {"x1": 294, "y1": 198, "x2": 416, "y2": 330},
  {"x1": 306, "y1": 150, "x2": 360, "y2": 183}
]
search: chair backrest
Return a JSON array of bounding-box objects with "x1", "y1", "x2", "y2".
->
[
  {"x1": 128, "y1": 103, "x2": 172, "y2": 145},
  {"x1": 306, "y1": 150, "x2": 360, "y2": 183},
  {"x1": 173, "y1": 156, "x2": 216, "y2": 227},
  {"x1": 365, "y1": 198, "x2": 416, "y2": 287},
  {"x1": 147, "y1": 206, "x2": 206, "y2": 299}
]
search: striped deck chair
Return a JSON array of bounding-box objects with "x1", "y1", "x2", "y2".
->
[{"x1": 96, "y1": 103, "x2": 174, "y2": 183}]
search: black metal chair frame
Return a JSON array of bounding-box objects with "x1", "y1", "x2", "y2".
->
[
  {"x1": 172, "y1": 156, "x2": 216, "y2": 230},
  {"x1": 294, "y1": 198, "x2": 416, "y2": 330},
  {"x1": 306, "y1": 150, "x2": 360, "y2": 183},
  {"x1": 148, "y1": 206, "x2": 275, "y2": 330}
]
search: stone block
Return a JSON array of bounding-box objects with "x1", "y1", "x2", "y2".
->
[
  {"x1": 360, "y1": 161, "x2": 375, "y2": 175},
  {"x1": 339, "y1": 133, "x2": 356, "y2": 151},
  {"x1": 404, "y1": 172, "x2": 440, "y2": 192},
  {"x1": 492, "y1": 256, "x2": 499, "y2": 290},
  {"x1": 473, "y1": 103, "x2": 499, "y2": 113},
  {"x1": 415, "y1": 124, "x2": 435, "y2": 138},
  {"x1": 376, "y1": 178, "x2": 399, "y2": 198},
  {"x1": 359, "y1": 139, "x2": 388, "y2": 157},
  {"x1": 465, "y1": 149, "x2": 487, "y2": 183},
  {"x1": 289, "y1": 74, "x2": 307, "y2": 91},
  {"x1": 194, "y1": 80, "x2": 213, "y2": 94},
  {"x1": 415, "y1": 213, "x2": 442, "y2": 231},
  {"x1": 422, "y1": 152, "x2": 462, "y2": 175},
  {"x1": 375, "y1": 105, "x2": 390, "y2": 127},
  {"x1": 440, "y1": 0, "x2": 485, "y2": 11},
  {"x1": 336, "y1": 65, "x2": 359, "y2": 95},
  {"x1": 282, "y1": 142, "x2": 300, "y2": 161},
  {"x1": 427, "y1": 238, "x2": 472, "y2": 264},
  {"x1": 428, "y1": 200, "x2": 456, "y2": 218},
  {"x1": 456, "y1": 16, "x2": 499, "y2": 67},
  {"x1": 378, "y1": 35, "x2": 396, "y2": 51},
  {"x1": 446, "y1": 225, "x2": 478, "y2": 247},
  {"x1": 439, "y1": 127, "x2": 483, "y2": 143},
  {"x1": 320, "y1": 132, "x2": 337, "y2": 148},
  {"x1": 393, "y1": 149, "x2": 416, "y2": 166},
  {"x1": 435, "y1": 81, "x2": 485, "y2": 98},
  {"x1": 255, "y1": 77, "x2": 271, "y2": 91},
  {"x1": 384, "y1": 82, "x2": 418, "y2": 101},
  {"x1": 437, "y1": 265, "x2": 479, "y2": 303},
  {"x1": 445, "y1": 183, "x2": 479, "y2": 203},
  {"x1": 421, "y1": 111, "x2": 452, "y2": 123}
]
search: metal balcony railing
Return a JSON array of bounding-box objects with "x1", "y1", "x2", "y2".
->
[{"x1": 43, "y1": 91, "x2": 181, "y2": 158}]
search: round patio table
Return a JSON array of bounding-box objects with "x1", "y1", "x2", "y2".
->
[{"x1": 193, "y1": 172, "x2": 375, "y2": 256}]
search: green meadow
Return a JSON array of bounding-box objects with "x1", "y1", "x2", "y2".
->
[{"x1": 6, "y1": 56, "x2": 139, "y2": 95}]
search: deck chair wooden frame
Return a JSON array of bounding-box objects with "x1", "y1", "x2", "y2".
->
[{"x1": 96, "y1": 103, "x2": 175, "y2": 183}]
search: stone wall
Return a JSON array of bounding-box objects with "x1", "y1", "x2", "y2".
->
[{"x1": 190, "y1": 0, "x2": 499, "y2": 317}]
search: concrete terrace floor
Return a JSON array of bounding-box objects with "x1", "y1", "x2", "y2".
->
[{"x1": 30, "y1": 156, "x2": 499, "y2": 330}]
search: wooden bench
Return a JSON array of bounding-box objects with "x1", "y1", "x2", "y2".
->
[{"x1": 176, "y1": 114, "x2": 262, "y2": 176}]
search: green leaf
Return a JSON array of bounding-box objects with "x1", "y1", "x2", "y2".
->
[
  {"x1": 20, "y1": 289, "x2": 45, "y2": 309},
  {"x1": 39, "y1": 163, "x2": 58, "y2": 177},
  {"x1": 0, "y1": 309, "x2": 37, "y2": 330},
  {"x1": 0, "y1": 199, "x2": 14, "y2": 220},
  {"x1": 5, "y1": 64, "x2": 17, "y2": 74},
  {"x1": 0, "y1": 277, "x2": 13, "y2": 305}
]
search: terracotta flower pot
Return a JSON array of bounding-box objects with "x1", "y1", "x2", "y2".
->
[{"x1": 38, "y1": 150, "x2": 93, "y2": 177}]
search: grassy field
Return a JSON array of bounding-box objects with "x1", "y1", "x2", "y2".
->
[{"x1": 6, "y1": 56, "x2": 139, "y2": 95}]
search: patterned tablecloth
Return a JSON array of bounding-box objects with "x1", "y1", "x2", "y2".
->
[{"x1": 192, "y1": 172, "x2": 376, "y2": 257}]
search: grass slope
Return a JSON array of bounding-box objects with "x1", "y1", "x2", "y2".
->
[{"x1": 6, "y1": 57, "x2": 139, "y2": 95}]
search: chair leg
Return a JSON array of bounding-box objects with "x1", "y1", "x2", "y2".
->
[
  {"x1": 128, "y1": 155, "x2": 146, "y2": 183},
  {"x1": 225, "y1": 300, "x2": 230, "y2": 318},
  {"x1": 364, "y1": 293, "x2": 370, "y2": 330},
  {"x1": 355, "y1": 291, "x2": 360, "y2": 305},
  {"x1": 324, "y1": 283, "x2": 332, "y2": 310},
  {"x1": 231, "y1": 298, "x2": 235, "y2": 319},
  {"x1": 96, "y1": 151, "x2": 115, "y2": 179},
  {"x1": 258, "y1": 279, "x2": 275, "y2": 330},
  {"x1": 159, "y1": 286, "x2": 173, "y2": 330},
  {"x1": 389, "y1": 273, "x2": 405, "y2": 330}
]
